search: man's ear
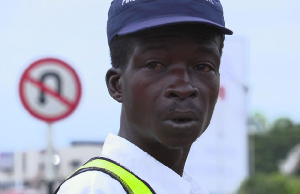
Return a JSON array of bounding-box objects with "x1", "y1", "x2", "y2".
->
[{"x1": 106, "y1": 67, "x2": 123, "y2": 103}]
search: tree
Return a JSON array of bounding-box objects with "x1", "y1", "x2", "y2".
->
[
  {"x1": 239, "y1": 117, "x2": 300, "y2": 193},
  {"x1": 252, "y1": 118, "x2": 300, "y2": 173}
]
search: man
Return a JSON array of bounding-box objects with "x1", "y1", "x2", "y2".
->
[{"x1": 56, "y1": 0, "x2": 232, "y2": 193}]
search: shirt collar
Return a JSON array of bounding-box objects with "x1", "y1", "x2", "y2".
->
[{"x1": 101, "y1": 133, "x2": 192, "y2": 194}]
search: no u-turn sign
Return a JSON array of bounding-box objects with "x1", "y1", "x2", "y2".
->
[{"x1": 19, "y1": 58, "x2": 82, "y2": 123}]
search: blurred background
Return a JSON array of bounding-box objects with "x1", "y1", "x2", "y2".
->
[{"x1": 0, "y1": 0, "x2": 299, "y2": 193}]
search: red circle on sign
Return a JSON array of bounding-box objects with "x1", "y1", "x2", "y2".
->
[{"x1": 19, "y1": 58, "x2": 82, "y2": 123}]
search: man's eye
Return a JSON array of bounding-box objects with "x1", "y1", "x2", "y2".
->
[
  {"x1": 146, "y1": 62, "x2": 165, "y2": 70},
  {"x1": 194, "y1": 64, "x2": 214, "y2": 72}
]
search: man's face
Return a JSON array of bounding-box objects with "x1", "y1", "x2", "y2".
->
[{"x1": 117, "y1": 26, "x2": 222, "y2": 149}]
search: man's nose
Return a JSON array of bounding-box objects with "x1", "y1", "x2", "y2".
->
[
  {"x1": 165, "y1": 83, "x2": 199, "y2": 100},
  {"x1": 164, "y1": 68, "x2": 199, "y2": 100}
]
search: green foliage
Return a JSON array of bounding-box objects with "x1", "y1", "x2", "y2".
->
[
  {"x1": 238, "y1": 174, "x2": 300, "y2": 194},
  {"x1": 239, "y1": 117, "x2": 300, "y2": 194},
  {"x1": 251, "y1": 118, "x2": 300, "y2": 173}
]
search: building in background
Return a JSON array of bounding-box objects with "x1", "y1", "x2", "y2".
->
[
  {"x1": 0, "y1": 142, "x2": 103, "y2": 194},
  {"x1": 279, "y1": 144, "x2": 300, "y2": 175}
]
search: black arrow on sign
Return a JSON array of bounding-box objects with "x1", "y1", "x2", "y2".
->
[{"x1": 39, "y1": 72, "x2": 61, "y2": 105}]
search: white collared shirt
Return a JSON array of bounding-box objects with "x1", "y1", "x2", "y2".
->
[{"x1": 58, "y1": 134, "x2": 209, "y2": 194}]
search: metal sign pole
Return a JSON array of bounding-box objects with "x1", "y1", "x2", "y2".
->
[{"x1": 45, "y1": 123, "x2": 54, "y2": 194}]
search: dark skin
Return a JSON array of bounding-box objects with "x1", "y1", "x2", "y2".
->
[{"x1": 106, "y1": 25, "x2": 222, "y2": 176}]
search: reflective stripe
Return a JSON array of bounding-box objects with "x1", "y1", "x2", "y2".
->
[{"x1": 55, "y1": 157, "x2": 155, "y2": 194}]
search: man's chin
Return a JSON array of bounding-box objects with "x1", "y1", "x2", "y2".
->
[{"x1": 158, "y1": 137, "x2": 196, "y2": 150}]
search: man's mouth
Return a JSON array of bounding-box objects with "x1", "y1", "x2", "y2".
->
[
  {"x1": 165, "y1": 111, "x2": 198, "y2": 122},
  {"x1": 163, "y1": 111, "x2": 198, "y2": 129},
  {"x1": 172, "y1": 118, "x2": 193, "y2": 123}
]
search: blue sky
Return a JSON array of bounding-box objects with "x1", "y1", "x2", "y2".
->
[
  {"x1": 1, "y1": 0, "x2": 300, "y2": 152},
  {"x1": 223, "y1": 0, "x2": 300, "y2": 122}
]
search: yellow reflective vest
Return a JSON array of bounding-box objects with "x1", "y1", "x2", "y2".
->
[{"x1": 55, "y1": 157, "x2": 156, "y2": 194}]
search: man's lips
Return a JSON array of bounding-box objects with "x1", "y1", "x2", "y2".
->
[
  {"x1": 163, "y1": 111, "x2": 199, "y2": 128},
  {"x1": 164, "y1": 111, "x2": 198, "y2": 122}
]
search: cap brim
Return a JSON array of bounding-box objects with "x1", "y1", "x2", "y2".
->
[{"x1": 118, "y1": 16, "x2": 233, "y2": 36}]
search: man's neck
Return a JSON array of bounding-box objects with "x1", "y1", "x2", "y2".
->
[
  {"x1": 118, "y1": 128, "x2": 191, "y2": 176},
  {"x1": 146, "y1": 143, "x2": 191, "y2": 176}
]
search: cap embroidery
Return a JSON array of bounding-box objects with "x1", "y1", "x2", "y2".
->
[
  {"x1": 122, "y1": 0, "x2": 135, "y2": 6},
  {"x1": 206, "y1": 0, "x2": 214, "y2": 5}
]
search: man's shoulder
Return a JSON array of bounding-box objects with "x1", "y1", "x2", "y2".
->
[{"x1": 57, "y1": 170, "x2": 126, "y2": 194}]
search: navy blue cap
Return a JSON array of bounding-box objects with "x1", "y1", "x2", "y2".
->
[{"x1": 107, "y1": 0, "x2": 233, "y2": 43}]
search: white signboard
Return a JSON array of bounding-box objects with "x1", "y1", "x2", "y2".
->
[{"x1": 186, "y1": 37, "x2": 249, "y2": 194}]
